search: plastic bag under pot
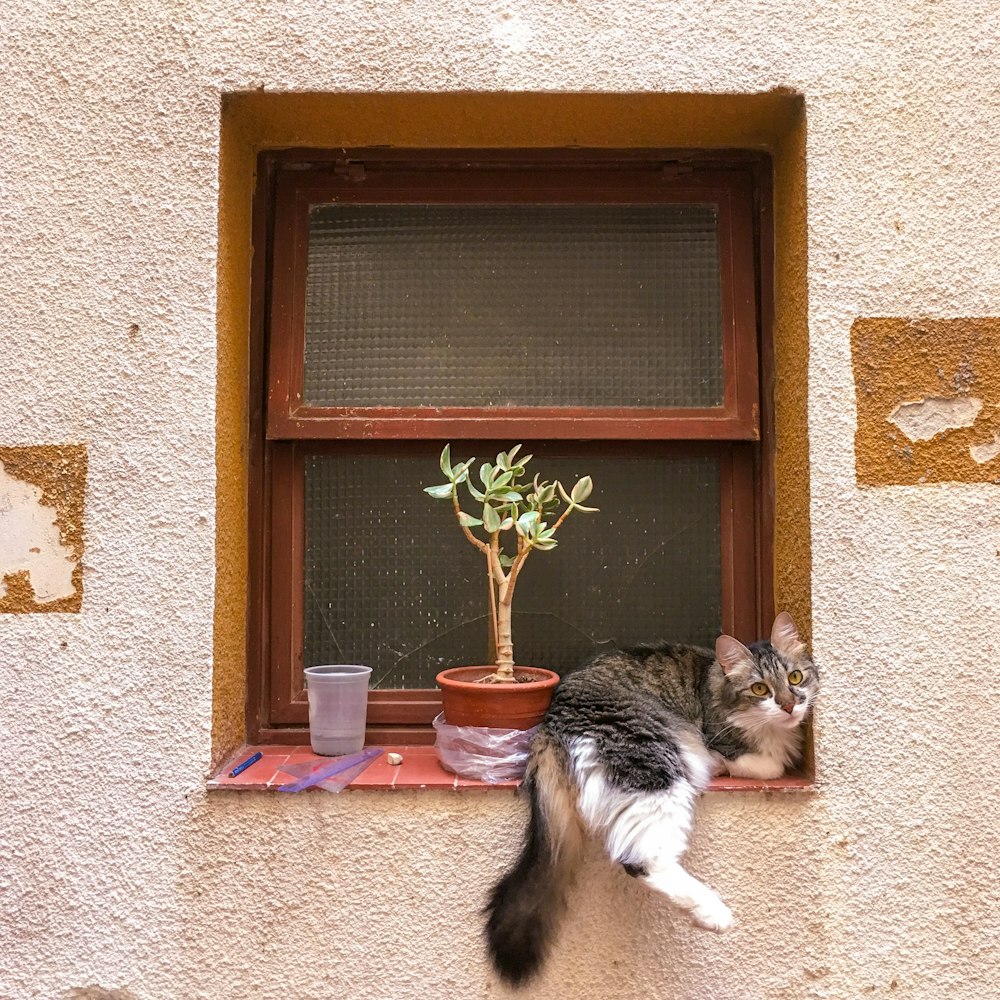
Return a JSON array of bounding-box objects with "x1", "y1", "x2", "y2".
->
[
  {"x1": 304, "y1": 664, "x2": 372, "y2": 755},
  {"x1": 432, "y1": 713, "x2": 540, "y2": 783}
]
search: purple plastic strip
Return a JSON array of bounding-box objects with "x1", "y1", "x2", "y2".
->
[{"x1": 276, "y1": 746, "x2": 384, "y2": 793}]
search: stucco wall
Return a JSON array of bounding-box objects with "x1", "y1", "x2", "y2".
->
[{"x1": 2, "y1": 2, "x2": 998, "y2": 999}]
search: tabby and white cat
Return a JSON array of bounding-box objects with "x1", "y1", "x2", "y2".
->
[{"x1": 484, "y1": 613, "x2": 819, "y2": 987}]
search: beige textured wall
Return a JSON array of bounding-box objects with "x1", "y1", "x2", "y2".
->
[{"x1": 2, "y1": 3, "x2": 998, "y2": 999}]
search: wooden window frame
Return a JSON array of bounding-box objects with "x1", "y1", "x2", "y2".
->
[{"x1": 247, "y1": 148, "x2": 775, "y2": 746}]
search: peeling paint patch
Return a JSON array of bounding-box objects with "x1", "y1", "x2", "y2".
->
[
  {"x1": 0, "y1": 445, "x2": 87, "y2": 612},
  {"x1": 0, "y1": 463, "x2": 75, "y2": 602},
  {"x1": 852, "y1": 318, "x2": 1000, "y2": 485},
  {"x1": 970, "y1": 432, "x2": 1000, "y2": 465},
  {"x1": 888, "y1": 396, "x2": 982, "y2": 441}
]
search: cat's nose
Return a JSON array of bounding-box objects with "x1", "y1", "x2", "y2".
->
[{"x1": 780, "y1": 702, "x2": 794, "y2": 714}]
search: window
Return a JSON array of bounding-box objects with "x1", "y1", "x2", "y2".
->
[{"x1": 249, "y1": 149, "x2": 772, "y2": 744}]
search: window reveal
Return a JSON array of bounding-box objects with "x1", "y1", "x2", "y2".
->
[{"x1": 251, "y1": 150, "x2": 771, "y2": 744}]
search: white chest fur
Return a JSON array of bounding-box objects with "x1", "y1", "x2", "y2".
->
[{"x1": 723, "y1": 709, "x2": 804, "y2": 780}]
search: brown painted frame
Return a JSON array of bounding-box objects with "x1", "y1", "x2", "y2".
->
[
  {"x1": 248, "y1": 148, "x2": 773, "y2": 746},
  {"x1": 267, "y1": 153, "x2": 759, "y2": 441}
]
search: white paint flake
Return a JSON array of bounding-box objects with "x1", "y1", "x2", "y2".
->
[
  {"x1": 491, "y1": 11, "x2": 533, "y2": 53},
  {"x1": 969, "y1": 431, "x2": 1000, "y2": 464},
  {"x1": 887, "y1": 396, "x2": 983, "y2": 441},
  {"x1": 0, "y1": 461, "x2": 76, "y2": 603}
]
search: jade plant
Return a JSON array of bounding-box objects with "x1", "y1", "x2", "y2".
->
[{"x1": 424, "y1": 444, "x2": 598, "y2": 683}]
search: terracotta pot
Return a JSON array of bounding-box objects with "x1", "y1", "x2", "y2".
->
[{"x1": 435, "y1": 666, "x2": 560, "y2": 729}]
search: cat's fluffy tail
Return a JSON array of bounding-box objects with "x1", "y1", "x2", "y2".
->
[{"x1": 483, "y1": 732, "x2": 584, "y2": 988}]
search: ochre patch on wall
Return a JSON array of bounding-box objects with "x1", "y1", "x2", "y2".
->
[
  {"x1": 0, "y1": 444, "x2": 87, "y2": 612},
  {"x1": 852, "y1": 318, "x2": 1000, "y2": 486}
]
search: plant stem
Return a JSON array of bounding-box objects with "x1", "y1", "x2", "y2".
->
[
  {"x1": 494, "y1": 585, "x2": 516, "y2": 679},
  {"x1": 451, "y1": 489, "x2": 489, "y2": 555},
  {"x1": 486, "y1": 548, "x2": 499, "y2": 665},
  {"x1": 491, "y1": 534, "x2": 516, "y2": 677},
  {"x1": 499, "y1": 551, "x2": 525, "y2": 614}
]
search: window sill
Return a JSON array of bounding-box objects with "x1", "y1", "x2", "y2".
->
[
  {"x1": 208, "y1": 744, "x2": 518, "y2": 792},
  {"x1": 208, "y1": 745, "x2": 814, "y2": 793}
]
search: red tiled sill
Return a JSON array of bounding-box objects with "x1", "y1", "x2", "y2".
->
[
  {"x1": 207, "y1": 744, "x2": 516, "y2": 793},
  {"x1": 207, "y1": 745, "x2": 814, "y2": 793}
]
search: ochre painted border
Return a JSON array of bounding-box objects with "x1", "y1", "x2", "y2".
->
[{"x1": 213, "y1": 92, "x2": 810, "y2": 765}]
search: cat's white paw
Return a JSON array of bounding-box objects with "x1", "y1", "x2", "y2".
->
[
  {"x1": 725, "y1": 752, "x2": 784, "y2": 781},
  {"x1": 690, "y1": 894, "x2": 735, "y2": 933}
]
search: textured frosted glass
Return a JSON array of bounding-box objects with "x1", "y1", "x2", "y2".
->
[
  {"x1": 303, "y1": 449, "x2": 721, "y2": 689},
  {"x1": 303, "y1": 204, "x2": 723, "y2": 408}
]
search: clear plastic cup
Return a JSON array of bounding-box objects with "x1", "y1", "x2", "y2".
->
[{"x1": 304, "y1": 664, "x2": 372, "y2": 755}]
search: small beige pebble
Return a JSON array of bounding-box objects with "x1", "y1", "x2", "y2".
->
[{"x1": 386, "y1": 752, "x2": 403, "y2": 766}]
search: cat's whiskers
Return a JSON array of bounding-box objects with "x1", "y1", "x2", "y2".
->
[{"x1": 704, "y1": 722, "x2": 745, "y2": 749}]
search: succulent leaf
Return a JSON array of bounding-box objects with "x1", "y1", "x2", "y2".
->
[
  {"x1": 439, "y1": 444, "x2": 453, "y2": 479},
  {"x1": 571, "y1": 476, "x2": 594, "y2": 503},
  {"x1": 483, "y1": 505, "x2": 502, "y2": 533},
  {"x1": 516, "y1": 510, "x2": 540, "y2": 535},
  {"x1": 424, "y1": 483, "x2": 454, "y2": 499}
]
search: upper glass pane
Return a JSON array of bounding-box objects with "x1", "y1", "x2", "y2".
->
[
  {"x1": 303, "y1": 204, "x2": 723, "y2": 409},
  {"x1": 303, "y1": 447, "x2": 722, "y2": 689}
]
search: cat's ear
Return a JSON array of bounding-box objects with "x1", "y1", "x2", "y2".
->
[
  {"x1": 715, "y1": 635, "x2": 754, "y2": 675},
  {"x1": 771, "y1": 611, "x2": 806, "y2": 658}
]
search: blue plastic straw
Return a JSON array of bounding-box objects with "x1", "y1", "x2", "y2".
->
[{"x1": 228, "y1": 751, "x2": 263, "y2": 777}]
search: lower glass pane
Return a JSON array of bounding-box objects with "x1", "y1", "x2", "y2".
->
[{"x1": 303, "y1": 446, "x2": 722, "y2": 689}]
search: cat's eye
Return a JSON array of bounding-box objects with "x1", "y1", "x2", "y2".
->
[
  {"x1": 750, "y1": 682, "x2": 770, "y2": 697},
  {"x1": 788, "y1": 670, "x2": 804, "y2": 685}
]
